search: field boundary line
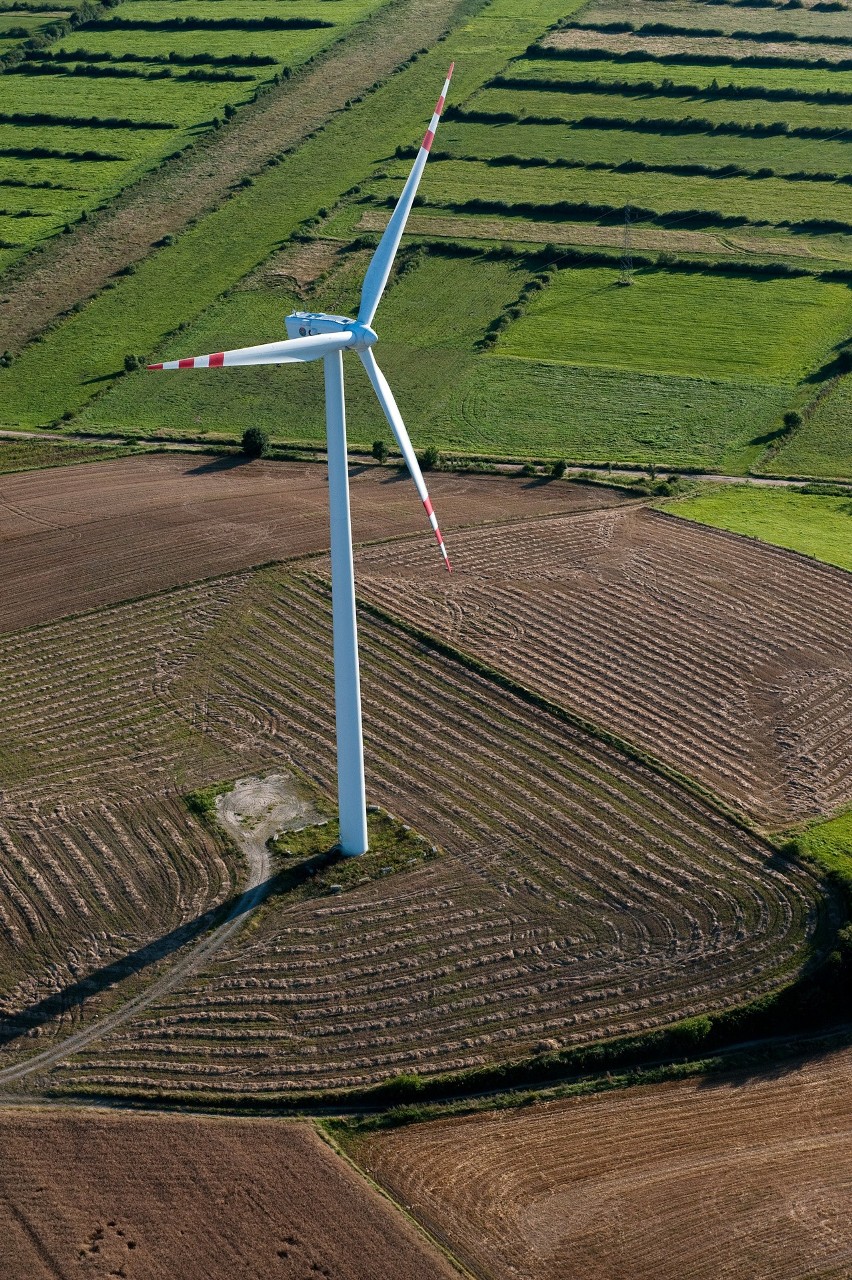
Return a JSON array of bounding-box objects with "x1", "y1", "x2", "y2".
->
[{"x1": 315, "y1": 1121, "x2": 482, "y2": 1280}]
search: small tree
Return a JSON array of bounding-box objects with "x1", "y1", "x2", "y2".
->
[
  {"x1": 783, "y1": 410, "x2": 802, "y2": 432},
  {"x1": 418, "y1": 445, "x2": 440, "y2": 471},
  {"x1": 550, "y1": 458, "x2": 567, "y2": 480},
  {"x1": 242, "y1": 425, "x2": 269, "y2": 458},
  {"x1": 371, "y1": 439, "x2": 388, "y2": 465},
  {"x1": 123, "y1": 353, "x2": 140, "y2": 372}
]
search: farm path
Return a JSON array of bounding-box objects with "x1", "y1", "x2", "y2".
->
[
  {"x1": 0, "y1": 0, "x2": 466, "y2": 354},
  {"x1": 0, "y1": 773, "x2": 315, "y2": 1089}
]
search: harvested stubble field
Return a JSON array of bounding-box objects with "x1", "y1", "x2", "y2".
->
[
  {"x1": 0, "y1": 1109, "x2": 456, "y2": 1280},
  {"x1": 0, "y1": 453, "x2": 615, "y2": 632},
  {"x1": 355, "y1": 1043, "x2": 852, "y2": 1280},
  {"x1": 37, "y1": 566, "x2": 826, "y2": 1096},
  {"x1": 353, "y1": 504, "x2": 852, "y2": 827}
]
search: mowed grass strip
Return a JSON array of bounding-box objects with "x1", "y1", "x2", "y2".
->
[
  {"x1": 0, "y1": 0, "x2": 587, "y2": 427},
  {"x1": 666, "y1": 485, "x2": 852, "y2": 572},
  {"x1": 497, "y1": 265, "x2": 852, "y2": 382}
]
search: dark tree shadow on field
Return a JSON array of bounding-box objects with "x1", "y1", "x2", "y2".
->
[
  {"x1": 0, "y1": 846, "x2": 346, "y2": 1052},
  {"x1": 0, "y1": 873, "x2": 277, "y2": 1050},
  {"x1": 379, "y1": 467, "x2": 413, "y2": 486},
  {"x1": 185, "y1": 453, "x2": 254, "y2": 475}
]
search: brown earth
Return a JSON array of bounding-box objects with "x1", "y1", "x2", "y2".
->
[
  {"x1": 358, "y1": 209, "x2": 821, "y2": 259},
  {"x1": 0, "y1": 1109, "x2": 458, "y2": 1280},
  {"x1": 545, "y1": 27, "x2": 852, "y2": 61},
  {"x1": 0, "y1": 0, "x2": 469, "y2": 353},
  {"x1": 354, "y1": 505, "x2": 852, "y2": 827},
  {"x1": 28, "y1": 568, "x2": 823, "y2": 1096},
  {"x1": 356, "y1": 1045, "x2": 852, "y2": 1280},
  {"x1": 0, "y1": 453, "x2": 625, "y2": 632}
]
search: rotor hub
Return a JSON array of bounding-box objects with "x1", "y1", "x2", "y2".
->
[{"x1": 285, "y1": 311, "x2": 376, "y2": 351}]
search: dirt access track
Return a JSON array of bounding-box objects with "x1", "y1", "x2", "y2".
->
[
  {"x1": 0, "y1": 453, "x2": 623, "y2": 632},
  {"x1": 0, "y1": 1109, "x2": 458, "y2": 1280},
  {"x1": 357, "y1": 1043, "x2": 852, "y2": 1280}
]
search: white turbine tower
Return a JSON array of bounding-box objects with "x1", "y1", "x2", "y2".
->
[{"x1": 148, "y1": 66, "x2": 455, "y2": 857}]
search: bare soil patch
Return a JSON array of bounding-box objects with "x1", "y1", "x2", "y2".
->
[
  {"x1": 358, "y1": 210, "x2": 819, "y2": 258},
  {"x1": 357, "y1": 1045, "x2": 852, "y2": 1280},
  {"x1": 0, "y1": 1109, "x2": 457, "y2": 1280},
  {"x1": 545, "y1": 28, "x2": 852, "y2": 61},
  {"x1": 0, "y1": 454, "x2": 626, "y2": 632},
  {"x1": 354, "y1": 506, "x2": 852, "y2": 826},
  {"x1": 0, "y1": 0, "x2": 468, "y2": 353}
]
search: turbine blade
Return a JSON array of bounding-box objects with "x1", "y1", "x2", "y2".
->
[
  {"x1": 147, "y1": 331, "x2": 353, "y2": 371},
  {"x1": 359, "y1": 347, "x2": 451, "y2": 572},
  {"x1": 357, "y1": 63, "x2": 454, "y2": 329}
]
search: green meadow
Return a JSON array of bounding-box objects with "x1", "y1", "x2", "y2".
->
[
  {"x1": 499, "y1": 266, "x2": 852, "y2": 382},
  {"x1": 669, "y1": 485, "x2": 852, "y2": 572}
]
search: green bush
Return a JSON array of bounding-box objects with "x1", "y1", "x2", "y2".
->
[
  {"x1": 550, "y1": 458, "x2": 567, "y2": 479},
  {"x1": 242, "y1": 425, "x2": 269, "y2": 458},
  {"x1": 419, "y1": 445, "x2": 440, "y2": 471},
  {"x1": 371, "y1": 439, "x2": 388, "y2": 464}
]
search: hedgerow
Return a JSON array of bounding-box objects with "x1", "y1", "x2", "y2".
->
[
  {"x1": 524, "y1": 42, "x2": 852, "y2": 73},
  {"x1": 446, "y1": 103, "x2": 852, "y2": 142},
  {"x1": 566, "y1": 18, "x2": 852, "y2": 47},
  {"x1": 490, "y1": 72, "x2": 852, "y2": 105}
]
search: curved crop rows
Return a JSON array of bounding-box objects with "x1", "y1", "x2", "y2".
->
[
  {"x1": 354, "y1": 506, "x2": 852, "y2": 827},
  {"x1": 47, "y1": 569, "x2": 827, "y2": 1095}
]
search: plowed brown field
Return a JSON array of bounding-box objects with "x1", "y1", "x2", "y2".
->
[
  {"x1": 0, "y1": 455, "x2": 620, "y2": 632},
  {"x1": 0, "y1": 1109, "x2": 457, "y2": 1280},
  {"x1": 356, "y1": 1046, "x2": 852, "y2": 1280},
  {"x1": 354, "y1": 507, "x2": 852, "y2": 828},
  {"x1": 33, "y1": 569, "x2": 825, "y2": 1096}
]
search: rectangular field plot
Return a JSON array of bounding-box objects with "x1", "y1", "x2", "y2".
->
[
  {"x1": 355, "y1": 1047, "x2": 852, "y2": 1280},
  {"x1": 405, "y1": 154, "x2": 852, "y2": 230},
  {"x1": 545, "y1": 27, "x2": 852, "y2": 64},
  {"x1": 472, "y1": 81, "x2": 852, "y2": 133},
  {"x1": 670, "y1": 485, "x2": 852, "y2": 571},
  {"x1": 497, "y1": 265, "x2": 852, "y2": 381},
  {"x1": 764, "y1": 376, "x2": 852, "y2": 478},
  {"x1": 439, "y1": 118, "x2": 852, "y2": 183},
  {"x1": 503, "y1": 54, "x2": 852, "y2": 96},
  {"x1": 579, "y1": 0, "x2": 852, "y2": 39},
  {"x1": 457, "y1": 358, "x2": 788, "y2": 469}
]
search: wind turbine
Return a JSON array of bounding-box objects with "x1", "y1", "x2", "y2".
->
[{"x1": 148, "y1": 65, "x2": 455, "y2": 857}]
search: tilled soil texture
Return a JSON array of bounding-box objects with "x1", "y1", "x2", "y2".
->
[
  {"x1": 355, "y1": 1046, "x2": 852, "y2": 1280},
  {"x1": 0, "y1": 1110, "x2": 457, "y2": 1280},
  {"x1": 0, "y1": 454, "x2": 622, "y2": 632},
  {"x1": 38, "y1": 569, "x2": 827, "y2": 1097},
  {"x1": 353, "y1": 506, "x2": 852, "y2": 828}
]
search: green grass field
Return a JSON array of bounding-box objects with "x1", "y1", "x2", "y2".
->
[
  {"x1": 499, "y1": 265, "x2": 852, "y2": 381},
  {"x1": 439, "y1": 118, "x2": 852, "y2": 184},
  {"x1": 0, "y1": 0, "x2": 390, "y2": 266},
  {"x1": 77, "y1": 249, "x2": 790, "y2": 469},
  {"x1": 795, "y1": 809, "x2": 852, "y2": 897},
  {"x1": 2, "y1": 0, "x2": 851, "y2": 478},
  {"x1": 399, "y1": 151, "x2": 852, "y2": 230},
  {"x1": 668, "y1": 485, "x2": 852, "y2": 571},
  {"x1": 0, "y1": 0, "x2": 586, "y2": 427},
  {"x1": 762, "y1": 375, "x2": 852, "y2": 479}
]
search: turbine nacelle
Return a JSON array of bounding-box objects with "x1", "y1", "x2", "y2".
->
[{"x1": 285, "y1": 311, "x2": 377, "y2": 352}]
